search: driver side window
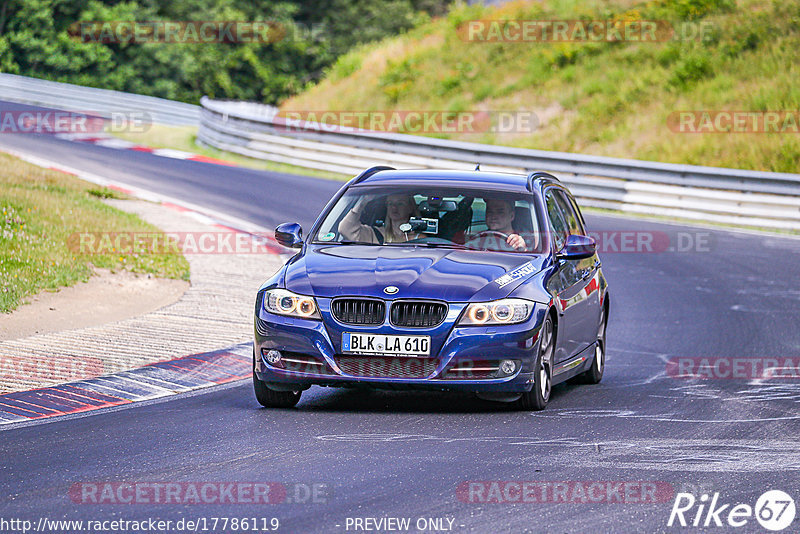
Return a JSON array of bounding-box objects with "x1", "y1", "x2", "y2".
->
[{"x1": 545, "y1": 190, "x2": 568, "y2": 251}]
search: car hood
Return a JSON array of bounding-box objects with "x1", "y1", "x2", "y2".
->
[{"x1": 283, "y1": 244, "x2": 547, "y2": 302}]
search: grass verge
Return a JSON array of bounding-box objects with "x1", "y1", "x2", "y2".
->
[
  {"x1": 0, "y1": 152, "x2": 190, "y2": 313},
  {"x1": 283, "y1": 0, "x2": 800, "y2": 174}
]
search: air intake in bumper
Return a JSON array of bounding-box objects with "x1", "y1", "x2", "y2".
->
[{"x1": 335, "y1": 356, "x2": 438, "y2": 379}]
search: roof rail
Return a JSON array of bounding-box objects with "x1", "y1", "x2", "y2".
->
[
  {"x1": 352, "y1": 165, "x2": 395, "y2": 184},
  {"x1": 526, "y1": 171, "x2": 559, "y2": 191}
]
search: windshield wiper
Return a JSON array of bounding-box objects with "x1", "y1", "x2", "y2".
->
[
  {"x1": 319, "y1": 240, "x2": 381, "y2": 246},
  {"x1": 409, "y1": 242, "x2": 468, "y2": 250}
]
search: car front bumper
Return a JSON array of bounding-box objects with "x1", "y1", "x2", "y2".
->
[{"x1": 254, "y1": 298, "x2": 548, "y2": 393}]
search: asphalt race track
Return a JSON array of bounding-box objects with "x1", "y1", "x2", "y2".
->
[{"x1": 1, "y1": 101, "x2": 799, "y2": 532}]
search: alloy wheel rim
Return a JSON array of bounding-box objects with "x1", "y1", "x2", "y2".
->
[
  {"x1": 539, "y1": 320, "x2": 553, "y2": 400},
  {"x1": 595, "y1": 308, "x2": 606, "y2": 372},
  {"x1": 595, "y1": 344, "x2": 604, "y2": 372}
]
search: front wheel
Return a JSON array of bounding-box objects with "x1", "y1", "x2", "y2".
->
[
  {"x1": 517, "y1": 315, "x2": 554, "y2": 411},
  {"x1": 576, "y1": 304, "x2": 606, "y2": 384},
  {"x1": 253, "y1": 350, "x2": 302, "y2": 408},
  {"x1": 253, "y1": 375, "x2": 302, "y2": 408}
]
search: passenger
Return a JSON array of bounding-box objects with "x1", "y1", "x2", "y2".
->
[{"x1": 339, "y1": 193, "x2": 420, "y2": 243}]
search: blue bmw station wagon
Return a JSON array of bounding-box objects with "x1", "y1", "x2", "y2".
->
[{"x1": 253, "y1": 167, "x2": 609, "y2": 410}]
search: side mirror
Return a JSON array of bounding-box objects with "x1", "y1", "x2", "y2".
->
[
  {"x1": 275, "y1": 222, "x2": 303, "y2": 249},
  {"x1": 557, "y1": 234, "x2": 596, "y2": 260}
]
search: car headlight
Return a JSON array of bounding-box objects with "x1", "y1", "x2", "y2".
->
[
  {"x1": 458, "y1": 299, "x2": 534, "y2": 326},
  {"x1": 263, "y1": 289, "x2": 321, "y2": 320}
]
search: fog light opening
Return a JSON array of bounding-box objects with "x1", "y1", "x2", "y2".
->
[
  {"x1": 263, "y1": 349, "x2": 282, "y2": 365},
  {"x1": 499, "y1": 359, "x2": 517, "y2": 376}
]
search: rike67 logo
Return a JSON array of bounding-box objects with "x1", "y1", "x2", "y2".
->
[{"x1": 668, "y1": 490, "x2": 796, "y2": 531}]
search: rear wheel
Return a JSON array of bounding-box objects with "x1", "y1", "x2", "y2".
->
[
  {"x1": 253, "y1": 351, "x2": 302, "y2": 408},
  {"x1": 517, "y1": 315, "x2": 554, "y2": 411},
  {"x1": 576, "y1": 304, "x2": 606, "y2": 384}
]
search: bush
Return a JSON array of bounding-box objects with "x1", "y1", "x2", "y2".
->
[
  {"x1": 669, "y1": 51, "x2": 712, "y2": 88},
  {"x1": 0, "y1": 0, "x2": 448, "y2": 105}
]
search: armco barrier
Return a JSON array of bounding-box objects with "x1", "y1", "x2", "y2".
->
[
  {"x1": 198, "y1": 97, "x2": 800, "y2": 230},
  {"x1": 0, "y1": 73, "x2": 199, "y2": 126}
]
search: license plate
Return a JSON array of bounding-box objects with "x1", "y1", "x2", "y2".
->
[{"x1": 342, "y1": 333, "x2": 430, "y2": 357}]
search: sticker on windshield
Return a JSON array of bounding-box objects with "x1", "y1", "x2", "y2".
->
[
  {"x1": 495, "y1": 262, "x2": 535, "y2": 288},
  {"x1": 319, "y1": 232, "x2": 336, "y2": 241}
]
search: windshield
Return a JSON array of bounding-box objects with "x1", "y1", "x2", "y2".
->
[{"x1": 312, "y1": 185, "x2": 545, "y2": 253}]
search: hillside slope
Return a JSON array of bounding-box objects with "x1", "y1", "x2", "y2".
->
[{"x1": 282, "y1": 0, "x2": 800, "y2": 173}]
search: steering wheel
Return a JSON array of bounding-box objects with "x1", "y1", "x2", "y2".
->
[{"x1": 471, "y1": 230, "x2": 510, "y2": 240}]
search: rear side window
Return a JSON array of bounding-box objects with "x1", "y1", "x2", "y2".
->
[{"x1": 545, "y1": 190, "x2": 568, "y2": 250}]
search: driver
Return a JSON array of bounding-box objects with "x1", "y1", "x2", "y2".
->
[
  {"x1": 339, "y1": 193, "x2": 421, "y2": 243},
  {"x1": 465, "y1": 198, "x2": 527, "y2": 251}
]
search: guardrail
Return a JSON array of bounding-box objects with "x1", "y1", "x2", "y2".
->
[
  {"x1": 0, "y1": 73, "x2": 199, "y2": 126},
  {"x1": 198, "y1": 97, "x2": 800, "y2": 230}
]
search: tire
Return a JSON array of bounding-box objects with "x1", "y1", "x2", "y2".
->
[
  {"x1": 517, "y1": 314, "x2": 554, "y2": 411},
  {"x1": 252, "y1": 351, "x2": 302, "y2": 408},
  {"x1": 576, "y1": 304, "x2": 606, "y2": 384}
]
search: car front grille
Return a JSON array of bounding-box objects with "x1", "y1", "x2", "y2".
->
[
  {"x1": 390, "y1": 301, "x2": 448, "y2": 328},
  {"x1": 335, "y1": 356, "x2": 438, "y2": 379},
  {"x1": 331, "y1": 298, "x2": 386, "y2": 325}
]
